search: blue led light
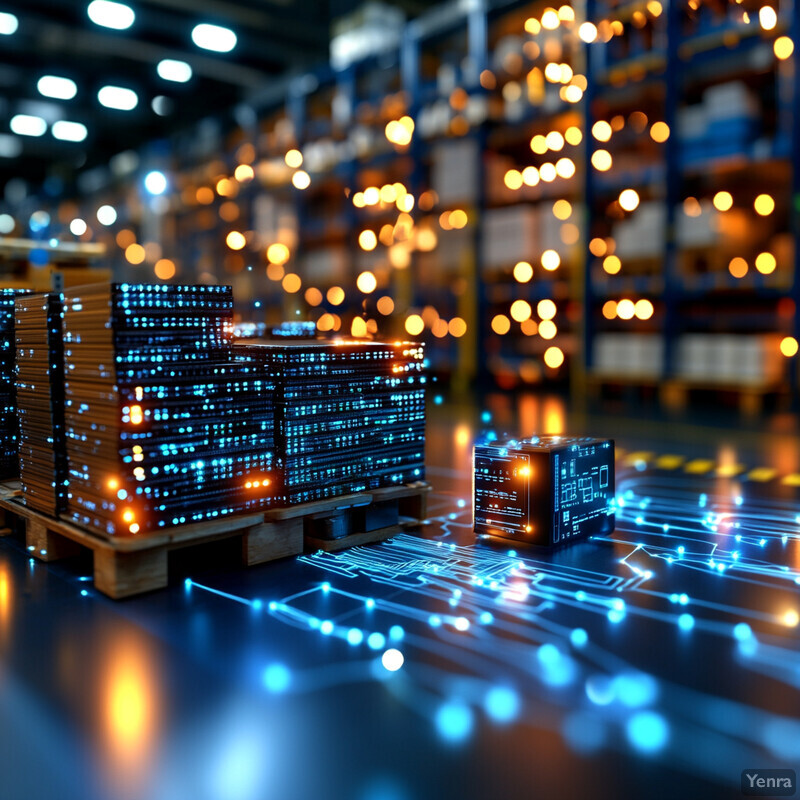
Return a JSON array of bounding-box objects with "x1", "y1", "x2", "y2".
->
[
  {"x1": 626, "y1": 711, "x2": 669, "y2": 754},
  {"x1": 677, "y1": 613, "x2": 694, "y2": 631},
  {"x1": 613, "y1": 673, "x2": 658, "y2": 708},
  {"x1": 367, "y1": 632, "x2": 386, "y2": 650},
  {"x1": 263, "y1": 663, "x2": 291, "y2": 693},
  {"x1": 435, "y1": 702, "x2": 473, "y2": 743},
  {"x1": 484, "y1": 686, "x2": 520, "y2": 723},
  {"x1": 346, "y1": 628, "x2": 364, "y2": 646},
  {"x1": 320, "y1": 620, "x2": 334, "y2": 635},
  {"x1": 733, "y1": 622, "x2": 752, "y2": 641},
  {"x1": 388, "y1": 625, "x2": 404, "y2": 641},
  {"x1": 570, "y1": 628, "x2": 588, "y2": 648}
]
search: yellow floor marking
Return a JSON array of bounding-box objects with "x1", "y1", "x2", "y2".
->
[
  {"x1": 684, "y1": 459, "x2": 715, "y2": 474},
  {"x1": 624, "y1": 451, "x2": 654, "y2": 466},
  {"x1": 716, "y1": 463, "x2": 745, "y2": 477},
  {"x1": 655, "y1": 455, "x2": 685, "y2": 470},
  {"x1": 747, "y1": 467, "x2": 777, "y2": 483},
  {"x1": 781, "y1": 473, "x2": 800, "y2": 487}
]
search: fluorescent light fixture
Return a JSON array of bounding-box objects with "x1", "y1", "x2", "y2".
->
[
  {"x1": 87, "y1": 0, "x2": 135, "y2": 30},
  {"x1": 52, "y1": 120, "x2": 88, "y2": 142},
  {"x1": 157, "y1": 59, "x2": 192, "y2": 83},
  {"x1": 96, "y1": 204, "x2": 117, "y2": 225},
  {"x1": 10, "y1": 114, "x2": 47, "y2": 137},
  {"x1": 38, "y1": 75, "x2": 78, "y2": 100},
  {"x1": 144, "y1": 170, "x2": 167, "y2": 195},
  {"x1": 0, "y1": 11, "x2": 18, "y2": 35},
  {"x1": 97, "y1": 85, "x2": 138, "y2": 110},
  {"x1": 191, "y1": 23, "x2": 236, "y2": 53}
]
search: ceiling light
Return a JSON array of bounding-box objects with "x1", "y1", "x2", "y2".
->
[
  {"x1": 98, "y1": 85, "x2": 138, "y2": 110},
  {"x1": 10, "y1": 114, "x2": 47, "y2": 137},
  {"x1": 157, "y1": 59, "x2": 192, "y2": 83},
  {"x1": 38, "y1": 75, "x2": 78, "y2": 100},
  {"x1": 191, "y1": 23, "x2": 237, "y2": 53},
  {"x1": 87, "y1": 0, "x2": 135, "y2": 30},
  {"x1": 0, "y1": 12, "x2": 18, "y2": 35},
  {"x1": 52, "y1": 121, "x2": 88, "y2": 142}
]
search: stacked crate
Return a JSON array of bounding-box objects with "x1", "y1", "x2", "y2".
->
[
  {"x1": 0, "y1": 288, "x2": 30, "y2": 479},
  {"x1": 15, "y1": 293, "x2": 68, "y2": 515},
  {"x1": 62, "y1": 283, "x2": 276, "y2": 535},
  {"x1": 236, "y1": 340, "x2": 426, "y2": 505}
]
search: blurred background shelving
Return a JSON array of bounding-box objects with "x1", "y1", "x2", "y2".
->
[{"x1": 1, "y1": 0, "x2": 800, "y2": 409}]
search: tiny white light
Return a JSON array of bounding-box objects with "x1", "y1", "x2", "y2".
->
[
  {"x1": 381, "y1": 648, "x2": 404, "y2": 672},
  {"x1": 69, "y1": 218, "x2": 87, "y2": 236},
  {"x1": 37, "y1": 75, "x2": 77, "y2": 100},
  {"x1": 10, "y1": 114, "x2": 47, "y2": 137},
  {"x1": 191, "y1": 23, "x2": 237, "y2": 53},
  {"x1": 156, "y1": 59, "x2": 192, "y2": 83},
  {"x1": 96, "y1": 205, "x2": 117, "y2": 225},
  {"x1": 52, "y1": 121, "x2": 88, "y2": 142},
  {"x1": 87, "y1": 0, "x2": 135, "y2": 30},
  {"x1": 98, "y1": 85, "x2": 138, "y2": 111},
  {"x1": 0, "y1": 12, "x2": 18, "y2": 35},
  {"x1": 144, "y1": 170, "x2": 167, "y2": 195}
]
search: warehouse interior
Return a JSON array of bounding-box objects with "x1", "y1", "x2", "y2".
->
[{"x1": 1, "y1": 2, "x2": 799, "y2": 799}]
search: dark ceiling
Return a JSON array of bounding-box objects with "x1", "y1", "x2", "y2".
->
[{"x1": 0, "y1": 0, "x2": 422, "y2": 198}]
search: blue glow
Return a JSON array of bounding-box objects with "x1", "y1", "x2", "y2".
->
[
  {"x1": 263, "y1": 663, "x2": 291, "y2": 693},
  {"x1": 388, "y1": 625, "x2": 404, "y2": 641},
  {"x1": 184, "y1": 578, "x2": 192, "y2": 590},
  {"x1": 80, "y1": 589, "x2": 88, "y2": 597},
  {"x1": 365, "y1": 598, "x2": 375, "y2": 609},
  {"x1": 613, "y1": 673, "x2": 658, "y2": 708},
  {"x1": 435, "y1": 702, "x2": 474, "y2": 743},
  {"x1": 481, "y1": 410, "x2": 492, "y2": 422},
  {"x1": 733, "y1": 623, "x2": 752, "y2": 641},
  {"x1": 607, "y1": 608, "x2": 625, "y2": 623},
  {"x1": 585, "y1": 675, "x2": 615, "y2": 706},
  {"x1": 320, "y1": 620, "x2": 334, "y2": 635},
  {"x1": 321, "y1": 582, "x2": 331, "y2": 593},
  {"x1": 764, "y1": 719, "x2": 800, "y2": 759},
  {"x1": 678, "y1": 593, "x2": 689, "y2": 605},
  {"x1": 347, "y1": 628, "x2": 364, "y2": 646},
  {"x1": 428, "y1": 615, "x2": 442, "y2": 628},
  {"x1": 626, "y1": 711, "x2": 669, "y2": 754},
  {"x1": 570, "y1": 628, "x2": 588, "y2": 648},
  {"x1": 537, "y1": 643, "x2": 560, "y2": 666},
  {"x1": 484, "y1": 686, "x2": 520, "y2": 723},
  {"x1": 144, "y1": 170, "x2": 167, "y2": 195},
  {"x1": 677, "y1": 613, "x2": 694, "y2": 631},
  {"x1": 367, "y1": 632, "x2": 386, "y2": 650},
  {"x1": 479, "y1": 611, "x2": 493, "y2": 625},
  {"x1": 433, "y1": 395, "x2": 443, "y2": 405}
]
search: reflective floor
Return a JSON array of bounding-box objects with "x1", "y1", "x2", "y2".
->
[{"x1": 1, "y1": 393, "x2": 799, "y2": 800}]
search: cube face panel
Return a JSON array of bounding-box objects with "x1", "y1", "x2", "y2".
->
[{"x1": 474, "y1": 436, "x2": 615, "y2": 548}]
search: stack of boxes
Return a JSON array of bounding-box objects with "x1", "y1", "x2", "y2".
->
[{"x1": 0, "y1": 288, "x2": 30, "y2": 479}]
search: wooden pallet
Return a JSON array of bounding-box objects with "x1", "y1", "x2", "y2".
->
[{"x1": 0, "y1": 481, "x2": 430, "y2": 598}]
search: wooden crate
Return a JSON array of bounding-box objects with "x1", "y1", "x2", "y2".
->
[{"x1": 0, "y1": 481, "x2": 431, "y2": 598}]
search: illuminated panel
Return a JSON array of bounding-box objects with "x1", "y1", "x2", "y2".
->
[{"x1": 473, "y1": 436, "x2": 615, "y2": 547}]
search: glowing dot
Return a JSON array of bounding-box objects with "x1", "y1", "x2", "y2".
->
[
  {"x1": 291, "y1": 170, "x2": 310, "y2": 190},
  {"x1": 539, "y1": 319, "x2": 557, "y2": 339},
  {"x1": 125, "y1": 243, "x2": 145, "y2": 264},
  {"x1": 389, "y1": 625, "x2": 404, "y2": 641},
  {"x1": 405, "y1": 314, "x2": 424, "y2": 336},
  {"x1": 713, "y1": 191, "x2": 733, "y2": 211},
  {"x1": 603, "y1": 255, "x2": 621, "y2": 274},
  {"x1": 617, "y1": 299, "x2": 635, "y2": 320},
  {"x1": 327, "y1": 286, "x2": 345, "y2": 305},
  {"x1": 602, "y1": 300, "x2": 617, "y2": 319},
  {"x1": 513, "y1": 261, "x2": 533, "y2": 283},
  {"x1": 376, "y1": 295, "x2": 394, "y2": 315},
  {"x1": 678, "y1": 613, "x2": 695, "y2": 631},
  {"x1": 454, "y1": 616, "x2": 470, "y2": 631},
  {"x1": 775, "y1": 36, "x2": 794, "y2": 59},
  {"x1": 510, "y1": 299, "x2": 532, "y2": 322},
  {"x1": 544, "y1": 346, "x2": 564, "y2": 368},
  {"x1": 754, "y1": 194, "x2": 775, "y2": 216},
  {"x1": 484, "y1": 687, "x2": 520, "y2": 723},
  {"x1": 591, "y1": 149, "x2": 612, "y2": 171},
  {"x1": 578, "y1": 22, "x2": 597, "y2": 42},
  {"x1": 592, "y1": 121, "x2": 612, "y2": 142},
  {"x1": 285, "y1": 149, "x2": 303, "y2": 168},
  {"x1": 760, "y1": 5, "x2": 777, "y2": 30},
  {"x1": 733, "y1": 622, "x2": 752, "y2": 641},
  {"x1": 226, "y1": 231, "x2": 246, "y2": 250},
  {"x1": 782, "y1": 609, "x2": 799, "y2": 627},
  {"x1": 755, "y1": 252, "x2": 776, "y2": 274},
  {"x1": 357, "y1": 271, "x2": 377, "y2": 293},
  {"x1": 358, "y1": 230, "x2": 377, "y2": 251},
  {"x1": 263, "y1": 664, "x2": 291, "y2": 693},
  {"x1": 537, "y1": 299, "x2": 556, "y2": 320},
  {"x1": 448, "y1": 317, "x2": 467, "y2": 337},
  {"x1": 346, "y1": 628, "x2": 364, "y2": 646},
  {"x1": 728, "y1": 257, "x2": 748, "y2": 279},
  {"x1": 553, "y1": 199, "x2": 572, "y2": 220},
  {"x1": 320, "y1": 620, "x2": 334, "y2": 635},
  {"x1": 70, "y1": 218, "x2": 87, "y2": 236},
  {"x1": 541, "y1": 250, "x2": 560, "y2": 271},
  {"x1": 381, "y1": 648, "x2": 404, "y2": 672},
  {"x1": 619, "y1": 189, "x2": 640, "y2": 212},
  {"x1": 504, "y1": 169, "x2": 523, "y2": 190},
  {"x1": 634, "y1": 299, "x2": 654, "y2": 320},
  {"x1": 435, "y1": 702, "x2": 473, "y2": 743},
  {"x1": 649, "y1": 121, "x2": 670, "y2": 142},
  {"x1": 367, "y1": 632, "x2": 386, "y2": 650},
  {"x1": 267, "y1": 243, "x2": 290, "y2": 264},
  {"x1": 282, "y1": 273, "x2": 301, "y2": 293},
  {"x1": 780, "y1": 336, "x2": 799, "y2": 357},
  {"x1": 154, "y1": 258, "x2": 175, "y2": 280},
  {"x1": 491, "y1": 314, "x2": 511, "y2": 335},
  {"x1": 570, "y1": 628, "x2": 588, "y2": 647},
  {"x1": 626, "y1": 711, "x2": 669, "y2": 754}
]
